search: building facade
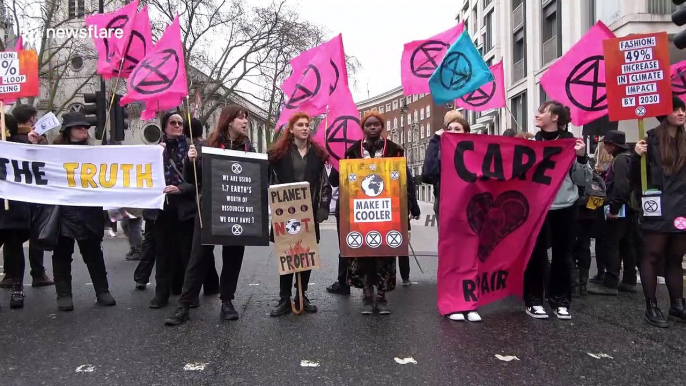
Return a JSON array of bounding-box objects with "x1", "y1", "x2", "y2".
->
[{"x1": 356, "y1": 88, "x2": 450, "y2": 179}]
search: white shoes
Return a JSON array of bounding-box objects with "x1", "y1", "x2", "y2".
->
[{"x1": 448, "y1": 311, "x2": 482, "y2": 322}]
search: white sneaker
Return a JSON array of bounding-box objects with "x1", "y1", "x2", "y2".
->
[
  {"x1": 525, "y1": 305, "x2": 549, "y2": 319},
  {"x1": 466, "y1": 312, "x2": 482, "y2": 322},
  {"x1": 448, "y1": 313, "x2": 465, "y2": 321},
  {"x1": 107, "y1": 229, "x2": 116, "y2": 237},
  {"x1": 553, "y1": 307, "x2": 571, "y2": 320}
]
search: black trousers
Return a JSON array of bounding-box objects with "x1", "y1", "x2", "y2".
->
[
  {"x1": 179, "y1": 215, "x2": 245, "y2": 307},
  {"x1": 153, "y1": 212, "x2": 193, "y2": 298},
  {"x1": 572, "y1": 218, "x2": 594, "y2": 273},
  {"x1": 602, "y1": 213, "x2": 638, "y2": 288},
  {"x1": 52, "y1": 236, "x2": 109, "y2": 292},
  {"x1": 335, "y1": 214, "x2": 348, "y2": 284},
  {"x1": 279, "y1": 270, "x2": 311, "y2": 298},
  {"x1": 398, "y1": 256, "x2": 410, "y2": 281},
  {"x1": 134, "y1": 220, "x2": 157, "y2": 284},
  {"x1": 1, "y1": 230, "x2": 29, "y2": 283},
  {"x1": 524, "y1": 206, "x2": 576, "y2": 308}
]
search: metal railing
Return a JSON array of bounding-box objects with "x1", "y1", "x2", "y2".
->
[
  {"x1": 513, "y1": 59, "x2": 525, "y2": 82},
  {"x1": 513, "y1": 3, "x2": 524, "y2": 31},
  {"x1": 542, "y1": 36, "x2": 558, "y2": 65},
  {"x1": 647, "y1": 0, "x2": 678, "y2": 15}
]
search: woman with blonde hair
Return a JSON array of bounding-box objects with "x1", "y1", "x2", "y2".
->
[{"x1": 587, "y1": 138, "x2": 613, "y2": 285}]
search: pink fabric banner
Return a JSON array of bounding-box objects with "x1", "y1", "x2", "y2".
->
[
  {"x1": 540, "y1": 21, "x2": 615, "y2": 126},
  {"x1": 312, "y1": 87, "x2": 362, "y2": 170},
  {"x1": 400, "y1": 23, "x2": 464, "y2": 95},
  {"x1": 454, "y1": 61, "x2": 505, "y2": 111},
  {"x1": 85, "y1": 0, "x2": 139, "y2": 77},
  {"x1": 437, "y1": 134, "x2": 575, "y2": 315},
  {"x1": 121, "y1": 15, "x2": 188, "y2": 120},
  {"x1": 276, "y1": 34, "x2": 349, "y2": 130},
  {"x1": 103, "y1": 5, "x2": 153, "y2": 80},
  {"x1": 670, "y1": 60, "x2": 686, "y2": 104}
]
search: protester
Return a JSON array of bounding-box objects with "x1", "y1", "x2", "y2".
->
[
  {"x1": 633, "y1": 95, "x2": 686, "y2": 327},
  {"x1": 423, "y1": 113, "x2": 483, "y2": 322},
  {"x1": 588, "y1": 130, "x2": 638, "y2": 296},
  {"x1": 589, "y1": 140, "x2": 613, "y2": 284},
  {"x1": 344, "y1": 112, "x2": 420, "y2": 315},
  {"x1": 50, "y1": 112, "x2": 116, "y2": 311},
  {"x1": 133, "y1": 213, "x2": 156, "y2": 290},
  {"x1": 267, "y1": 112, "x2": 332, "y2": 317},
  {"x1": 524, "y1": 101, "x2": 591, "y2": 320},
  {"x1": 149, "y1": 112, "x2": 196, "y2": 309},
  {"x1": 325, "y1": 168, "x2": 349, "y2": 296},
  {"x1": 165, "y1": 105, "x2": 256, "y2": 326},
  {"x1": 502, "y1": 128, "x2": 516, "y2": 137},
  {"x1": 121, "y1": 209, "x2": 144, "y2": 261}
]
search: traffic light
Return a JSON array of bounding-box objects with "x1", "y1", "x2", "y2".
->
[
  {"x1": 672, "y1": 0, "x2": 686, "y2": 49},
  {"x1": 110, "y1": 94, "x2": 128, "y2": 141},
  {"x1": 83, "y1": 91, "x2": 107, "y2": 140}
]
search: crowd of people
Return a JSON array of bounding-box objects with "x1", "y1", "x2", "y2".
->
[{"x1": 1, "y1": 97, "x2": 685, "y2": 329}]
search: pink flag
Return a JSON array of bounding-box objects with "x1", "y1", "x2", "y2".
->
[
  {"x1": 401, "y1": 23, "x2": 464, "y2": 95},
  {"x1": 540, "y1": 21, "x2": 615, "y2": 126},
  {"x1": 121, "y1": 15, "x2": 188, "y2": 121},
  {"x1": 312, "y1": 88, "x2": 362, "y2": 170},
  {"x1": 276, "y1": 34, "x2": 349, "y2": 130},
  {"x1": 454, "y1": 61, "x2": 505, "y2": 111},
  {"x1": 85, "y1": 0, "x2": 139, "y2": 77},
  {"x1": 670, "y1": 60, "x2": 686, "y2": 104},
  {"x1": 14, "y1": 36, "x2": 23, "y2": 51},
  {"x1": 104, "y1": 6, "x2": 153, "y2": 80}
]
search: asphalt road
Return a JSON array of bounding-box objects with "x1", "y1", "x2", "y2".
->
[{"x1": 0, "y1": 218, "x2": 685, "y2": 386}]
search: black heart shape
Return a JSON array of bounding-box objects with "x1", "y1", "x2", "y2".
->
[{"x1": 466, "y1": 191, "x2": 530, "y2": 262}]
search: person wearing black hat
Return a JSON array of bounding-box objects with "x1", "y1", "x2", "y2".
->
[
  {"x1": 633, "y1": 95, "x2": 686, "y2": 327},
  {"x1": 49, "y1": 112, "x2": 116, "y2": 311},
  {"x1": 587, "y1": 130, "x2": 638, "y2": 296}
]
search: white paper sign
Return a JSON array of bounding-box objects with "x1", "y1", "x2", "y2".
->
[
  {"x1": 34, "y1": 112, "x2": 61, "y2": 135},
  {"x1": 641, "y1": 196, "x2": 662, "y2": 217}
]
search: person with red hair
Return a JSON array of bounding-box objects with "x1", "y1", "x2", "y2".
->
[
  {"x1": 267, "y1": 112, "x2": 332, "y2": 316},
  {"x1": 343, "y1": 111, "x2": 420, "y2": 315}
]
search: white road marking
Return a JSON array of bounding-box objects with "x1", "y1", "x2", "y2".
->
[
  {"x1": 75, "y1": 364, "x2": 95, "y2": 373},
  {"x1": 587, "y1": 353, "x2": 613, "y2": 359},
  {"x1": 495, "y1": 355, "x2": 520, "y2": 362},
  {"x1": 394, "y1": 357, "x2": 417, "y2": 364},
  {"x1": 248, "y1": 283, "x2": 260, "y2": 286},
  {"x1": 300, "y1": 360, "x2": 320, "y2": 367},
  {"x1": 184, "y1": 363, "x2": 207, "y2": 371}
]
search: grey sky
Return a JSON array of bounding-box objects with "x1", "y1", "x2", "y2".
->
[{"x1": 292, "y1": 0, "x2": 458, "y2": 102}]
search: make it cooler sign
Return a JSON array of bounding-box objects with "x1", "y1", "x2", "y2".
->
[
  {"x1": 339, "y1": 157, "x2": 408, "y2": 257},
  {"x1": 200, "y1": 147, "x2": 269, "y2": 246},
  {"x1": 0, "y1": 51, "x2": 39, "y2": 100},
  {"x1": 603, "y1": 32, "x2": 672, "y2": 121}
]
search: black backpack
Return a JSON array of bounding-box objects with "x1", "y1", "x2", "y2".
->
[{"x1": 576, "y1": 171, "x2": 607, "y2": 210}]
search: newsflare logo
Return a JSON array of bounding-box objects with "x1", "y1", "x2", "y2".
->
[{"x1": 39, "y1": 25, "x2": 124, "y2": 40}]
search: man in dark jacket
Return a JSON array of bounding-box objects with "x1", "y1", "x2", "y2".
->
[{"x1": 588, "y1": 130, "x2": 637, "y2": 296}]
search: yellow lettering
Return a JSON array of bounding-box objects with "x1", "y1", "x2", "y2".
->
[
  {"x1": 136, "y1": 164, "x2": 153, "y2": 188},
  {"x1": 99, "y1": 164, "x2": 118, "y2": 188},
  {"x1": 80, "y1": 163, "x2": 97, "y2": 188},
  {"x1": 120, "y1": 164, "x2": 133, "y2": 188},
  {"x1": 63, "y1": 163, "x2": 78, "y2": 187}
]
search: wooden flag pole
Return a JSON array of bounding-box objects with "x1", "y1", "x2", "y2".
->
[
  {"x1": 638, "y1": 118, "x2": 648, "y2": 193},
  {"x1": 291, "y1": 272, "x2": 305, "y2": 315},
  {"x1": 1, "y1": 100, "x2": 7, "y2": 210},
  {"x1": 185, "y1": 95, "x2": 203, "y2": 228}
]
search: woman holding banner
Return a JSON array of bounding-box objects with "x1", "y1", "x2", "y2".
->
[
  {"x1": 633, "y1": 95, "x2": 686, "y2": 327},
  {"x1": 50, "y1": 112, "x2": 116, "y2": 311},
  {"x1": 267, "y1": 112, "x2": 332, "y2": 317},
  {"x1": 149, "y1": 112, "x2": 196, "y2": 309},
  {"x1": 165, "y1": 105, "x2": 256, "y2": 326},
  {"x1": 345, "y1": 112, "x2": 420, "y2": 315},
  {"x1": 524, "y1": 101, "x2": 591, "y2": 320}
]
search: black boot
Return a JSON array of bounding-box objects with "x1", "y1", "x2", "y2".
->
[
  {"x1": 293, "y1": 293, "x2": 317, "y2": 313},
  {"x1": 9, "y1": 282, "x2": 24, "y2": 309},
  {"x1": 326, "y1": 281, "x2": 350, "y2": 295},
  {"x1": 589, "y1": 272, "x2": 605, "y2": 284},
  {"x1": 55, "y1": 281, "x2": 74, "y2": 311},
  {"x1": 150, "y1": 285, "x2": 170, "y2": 309},
  {"x1": 164, "y1": 305, "x2": 190, "y2": 326},
  {"x1": 92, "y1": 276, "x2": 116, "y2": 306},
  {"x1": 644, "y1": 298, "x2": 669, "y2": 328},
  {"x1": 220, "y1": 300, "x2": 239, "y2": 320},
  {"x1": 587, "y1": 283, "x2": 618, "y2": 296},
  {"x1": 579, "y1": 269, "x2": 589, "y2": 296},
  {"x1": 668, "y1": 298, "x2": 686, "y2": 323},
  {"x1": 270, "y1": 297, "x2": 291, "y2": 317},
  {"x1": 571, "y1": 268, "x2": 581, "y2": 298}
]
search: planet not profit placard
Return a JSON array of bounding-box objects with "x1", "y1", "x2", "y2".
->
[{"x1": 269, "y1": 182, "x2": 320, "y2": 275}]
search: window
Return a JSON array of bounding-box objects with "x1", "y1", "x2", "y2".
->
[
  {"x1": 394, "y1": 117, "x2": 398, "y2": 129},
  {"x1": 540, "y1": 84, "x2": 549, "y2": 104},
  {"x1": 408, "y1": 115, "x2": 412, "y2": 125},
  {"x1": 70, "y1": 55, "x2": 83, "y2": 71},
  {"x1": 393, "y1": 100, "x2": 398, "y2": 110},
  {"x1": 541, "y1": 0, "x2": 562, "y2": 64},
  {"x1": 420, "y1": 125, "x2": 424, "y2": 139},
  {"x1": 513, "y1": 0, "x2": 524, "y2": 9},
  {"x1": 414, "y1": 110, "x2": 418, "y2": 122},
  {"x1": 427, "y1": 123, "x2": 431, "y2": 137},
  {"x1": 386, "y1": 103, "x2": 391, "y2": 111},
  {"x1": 379, "y1": 106, "x2": 384, "y2": 114},
  {"x1": 401, "y1": 116, "x2": 404, "y2": 127},
  {"x1": 387, "y1": 121, "x2": 391, "y2": 130},
  {"x1": 484, "y1": 10, "x2": 493, "y2": 51},
  {"x1": 426, "y1": 105, "x2": 431, "y2": 117},
  {"x1": 409, "y1": 129, "x2": 412, "y2": 142},
  {"x1": 420, "y1": 108, "x2": 424, "y2": 120},
  {"x1": 401, "y1": 130, "x2": 404, "y2": 144},
  {"x1": 510, "y1": 92, "x2": 527, "y2": 132},
  {"x1": 69, "y1": 0, "x2": 85, "y2": 18},
  {"x1": 512, "y1": 29, "x2": 526, "y2": 81},
  {"x1": 471, "y1": 6, "x2": 477, "y2": 34}
]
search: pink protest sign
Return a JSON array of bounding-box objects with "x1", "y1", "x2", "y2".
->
[
  {"x1": 670, "y1": 60, "x2": 686, "y2": 104},
  {"x1": 121, "y1": 15, "x2": 188, "y2": 120},
  {"x1": 85, "y1": 0, "x2": 139, "y2": 77},
  {"x1": 312, "y1": 87, "x2": 362, "y2": 170},
  {"x1": 400, "y1": 23, "x2": 464, "y2": 95},
  {"x1": 103, "y1": 5, "x2": 153, "y2": 80},
  {"x1": 437, "y1": 134, "x2": 575, "y2": 315},
  {"x1": 540, "y1": 21, "x2": 615, "y2": 126},
  {"x1": 455, "y1": 61, "x2": 506, "y2": 111}
]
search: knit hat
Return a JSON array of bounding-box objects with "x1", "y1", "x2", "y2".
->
[
  {"x1": 656, "y1": 95, "x2": 685, "y2": 123},
  {"x1": 443, "y1": 110, "x2": 464, "y2": 127}
]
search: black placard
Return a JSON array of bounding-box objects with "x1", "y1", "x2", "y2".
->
[{"x1": 200, "y1": 148, "x2": 269, "y2": 246}]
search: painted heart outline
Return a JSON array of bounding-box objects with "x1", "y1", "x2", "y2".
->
[{"x1": 466, "y1": 190, "x2": 529, "y2": 262}]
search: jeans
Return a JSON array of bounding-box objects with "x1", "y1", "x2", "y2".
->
[{"x1": 122, "y1": 217, "x2": 143, "y2": 249}]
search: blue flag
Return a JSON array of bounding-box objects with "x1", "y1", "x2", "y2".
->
[{"x1": 429, "y1": 31, "x2": 494, "y2": 104}]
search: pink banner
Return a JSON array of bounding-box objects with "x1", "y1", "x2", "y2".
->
[
  {"x1": 454, "y1": 60, "x2": 505, "y2": 111},
  {"x1": 121, "y1": 15, "x2": 188, "y2": 120},
  {"x1": 401, "y1": 23, "x2": 464, "y2": 95},
  {"x1": 437, "y1": 134, "x2": 575, "y2": 315},
  {"x1": 670, "y1": 60, "x2": 686, "y2": 104},
  {"x1": 312, "y1": 88, "x2": 362, "y2": 170},
  {"x1": 85, "y1": 0, "x2": 139, "y2": 77},
  {"x1": 277, "y1": 34, "x2": 349, "y2": 130},
  {"x1": 540, "y1": 21, "x2": 614, "y2": 126},
  {"x1": 103, "y1": 6, "x2": 153, "y2": 80}
]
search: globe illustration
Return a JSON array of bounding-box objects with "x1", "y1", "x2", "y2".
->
[
  {"x1": 361, "y1": 174, "x2": 384, "y2": 197},
  {"x1": 286, "y1": 219, "x2": 301, "y2": 234}
]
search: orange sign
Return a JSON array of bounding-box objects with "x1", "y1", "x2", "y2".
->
[
  {"x1": 339, "y1": 157, "x2": 408, "y2": 257},
  {"x1": 603, "y1": 32, "x2": 673, "y2": 121}
]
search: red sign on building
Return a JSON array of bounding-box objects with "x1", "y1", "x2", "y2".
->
[{"x1": 603, "y1": 32, "x2": 673, "y2": 121}]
